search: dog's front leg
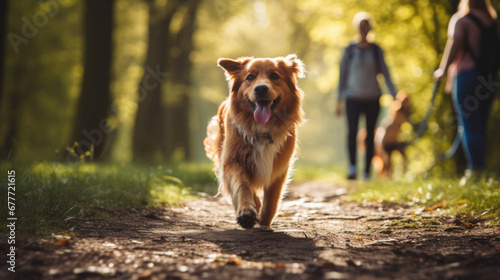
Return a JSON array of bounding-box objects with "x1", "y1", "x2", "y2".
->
[
  {"x1": 259, "y1": 171, "x2": 287, "y2": 228},
  {"x1": 400, "y1": 149, "x2": 408, "y2": 173},
  {"x1": 382, "y1": 152, "x2": 391, "y2": 177},
  {"x1": 223, "y1": 164, "x2": 258, "y2": 229}
]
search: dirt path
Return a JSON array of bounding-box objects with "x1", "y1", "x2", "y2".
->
[{"x1": 2, "y1": 182, "x2": 500, "y2": 280}]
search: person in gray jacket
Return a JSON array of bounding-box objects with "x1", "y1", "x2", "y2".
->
[{"x1": 336, "y1": 12, "x2": 397, "y2": 180}]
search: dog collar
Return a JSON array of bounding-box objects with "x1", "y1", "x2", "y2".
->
[
  {"x1": 261, "y1": 133, "x2": 274, "y2": 144},
  {"x1": 231, "y1": 122, "x2": 274, "y2": 144},
  {"x1": 248, "y1": 132, "x2": 274, "y2": 144}
]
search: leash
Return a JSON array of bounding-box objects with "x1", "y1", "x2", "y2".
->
[
  {"x1": 410, "y1": 80, "x2": 441, "y2": 144},
  {"x1": 409, "y1": 80, "x2": 463, "y2": 159},
  {"x1": 439, "y1": 125, "x2": 463, "y2": 160}
]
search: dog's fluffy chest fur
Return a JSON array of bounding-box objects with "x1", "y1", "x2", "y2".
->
[
  {"x1": 250, "y1": 140, "x2": 279, "y2": 186},
  {"x1": 225, "y1": 125, "x2": 285, "y2": 187}
]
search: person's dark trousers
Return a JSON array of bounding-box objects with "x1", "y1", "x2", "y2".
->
[
  {"x1": 346, "y1": 97, "x2": 381, "y2": 175},
  {"x1": 453, "y1": 69, "x2": 497, "y2": 170}
]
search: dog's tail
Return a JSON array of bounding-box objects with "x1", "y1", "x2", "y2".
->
[
  {"x1": 203, "y1": 100, "x2": 227, "y2": 165},
  {"x1": 204, "y1": 101, "x2": 228, "y2": 198},
  {"x1": 372, "y1": 155, "x2": 385, "y2": 177},
  {"x1": 204, "y1": 115, "x2": 221, "y2": 163}
]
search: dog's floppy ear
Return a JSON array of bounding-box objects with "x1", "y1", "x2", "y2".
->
[
  {"x1": 218, "y1": 57, "x2": 251, "y2": 80},
  {"x1": 218, "y1": 58, "x2": 242, "y2": 75},
  {"x1": 281, "y1": 54, "x2": 306, "y2": 79}
]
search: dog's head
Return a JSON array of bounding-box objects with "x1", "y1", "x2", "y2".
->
[
  {"x1": 218, "y1": 55, "x2": 305, "y2": 129},
  {"x1": 391, "y1": 90, "x2": 411, "y2": 120}
]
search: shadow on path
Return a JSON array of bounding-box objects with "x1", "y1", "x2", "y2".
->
[{"x1": 195, "y1": 228, "x2": 317, "y2": 264}]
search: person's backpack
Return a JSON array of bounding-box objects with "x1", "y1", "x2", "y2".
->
[{"x1": 466, "y1": 13, "x2": 500, "y2": 76}]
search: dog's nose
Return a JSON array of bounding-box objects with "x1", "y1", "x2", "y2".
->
[{"x1": 254, "y1": 84, "x2": 269, "y2": 100}]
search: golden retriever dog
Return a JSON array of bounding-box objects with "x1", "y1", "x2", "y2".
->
[
  {"x1": 372, "y1": 91, "x2": 411, "y2": 177},
  {"x1": 204, "y1": 55, "x2": 305, "y2": 229}
]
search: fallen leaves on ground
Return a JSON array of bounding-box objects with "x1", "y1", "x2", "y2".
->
[
  {"x1": 227, "y1": 257, "x2": 242, "y2": 266},
  {"x1": 53, "y1": 238, "x2": 73, "y2": 246},
  {"x1": 424, "y1": 200, "x2": 447, "y2": 212},
  {"x1": 50, "y1": 233, "x2": 75, "y2": 246},
  {"x1": 278, "y1": 213, "x2": 294, "y2": 217}
]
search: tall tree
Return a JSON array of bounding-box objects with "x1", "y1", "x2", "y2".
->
[
  {"x1": 132, "y1": 0, "x2": 182, "y2": 162},
  {"x1": 0, "y1": 68, "x2": 21, "y2": 161},
  {"x1": 0, "y1": 2, "x2": 29, "y2": 161},
  {"x1": 0, "y1": 0, "x2": 7, "y2": 104},
  {"x1": 165, "y1": 0, "x2": 200, "y2": 161},
  {"x1": 68, "y1": 0, "x2": 114, "y2": 161},
  {"x1": 0, "y1": 0, "x2": 10, "y2": 159}
]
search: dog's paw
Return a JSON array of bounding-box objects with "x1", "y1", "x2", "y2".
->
[
  {"x1": 255, "y1": 225, "x2": 273, "y2": 232},
  {"x1": 237, "y1": 209, "x2": 258, "y2": 229}
]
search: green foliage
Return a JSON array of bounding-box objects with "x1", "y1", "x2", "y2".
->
[
  {"x1": 1, "y1": 0, "x2": 83, "y2": 161},
  {"x1": 1, "y1": 0, "x2": 499, "y2": 172},
  {"x1": 0, "y1": 162, "x2": 217, "y2": 235},
  {"x1": 65, "y1": 142, "x2": 94, "y2": 162},
  {"x1": 192, "y1": 0, "x2": 499, "y2": 174}
]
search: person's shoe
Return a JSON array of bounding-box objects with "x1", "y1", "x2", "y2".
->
[
  {"x1": 460, "y1": 169, "x2": 472, "y2": 186},
  {"x1": 347, "y1": 165, "x2": 356, "y2": 180},
  {"x1": 363, "y1": 172, "x2": 370, "y2": 180}
]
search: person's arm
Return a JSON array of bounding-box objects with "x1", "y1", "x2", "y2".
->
[
  {"x1": 378, "y1": 46, "x2": 398, "y2": 98},
  {"x1": 434, "y1": 17, "x2": 466, "y2": 80},
  {"x1": 336, "y1": 47, "x2": 349, "y2": 116}
]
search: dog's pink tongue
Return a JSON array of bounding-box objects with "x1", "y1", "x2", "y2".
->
[{"x1": 254, "y1": 102, "x2": 271, "y2": 124}]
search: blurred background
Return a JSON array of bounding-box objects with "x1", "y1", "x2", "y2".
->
[{"x1": 1, "y1": 0, "x2": 500, "y2": 176}]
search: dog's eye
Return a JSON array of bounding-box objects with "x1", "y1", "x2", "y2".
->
[
  {"x1": 270, "y1": 73, "x2": 279, "y2": 80},
  {"x1": 246, "y1": 75, "x2": 255, "y2": 81}
]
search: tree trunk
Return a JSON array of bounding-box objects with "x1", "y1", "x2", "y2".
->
[
  {"x1": 165, "y1": 0, "x2": 200, "y2": 161},
  {"x1": 0, "y1": 0, "x2": 8, "y2": 105},
  {"x1": 132, "y1": 0, "x2": 181, "y2": 162},
  {"x1": 0, "y1": 66, "x2": 21, "y2": 161},
  {"x1": 0, "y1": 0, "x2": 11, "y2": 160},
  {"x1": 68, "y1": 0, "x2": 114, "y2": 162}
]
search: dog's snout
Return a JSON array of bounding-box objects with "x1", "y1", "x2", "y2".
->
[{"x1": 254, "y1": 84, "x2": 269, "y2": 100}]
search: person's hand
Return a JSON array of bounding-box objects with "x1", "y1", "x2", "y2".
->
[
  {"x1": 433, "y1": 68, "x2": 445, "y2": 81},
  {"x1": 335, "y1": 102, "x2": 342, "y2": 117}
]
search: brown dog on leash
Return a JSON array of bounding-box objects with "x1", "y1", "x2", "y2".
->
[{"x1": 373, "y1": 91, "x2": 411, "y2": 177}]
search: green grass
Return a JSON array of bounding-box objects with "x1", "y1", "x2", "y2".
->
[
  {"x1": 291, "y1": 164, "x2": 345, "y2": 183},
  {"x1": 1, "y1": 161, "x2": 498, "y2": 236},
  {"x1": 0, "y1": 162, "x2": 218, "y2": 235},
  {"x1": 351, "y1": 175, "x2": 499, "y2": 217},
  {"x1": 294, "y1": 164, "x2": 500, "y2": 224}
]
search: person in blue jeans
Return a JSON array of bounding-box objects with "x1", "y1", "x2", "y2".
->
[
  {"x1": 336, "y1": 12, "x2": 397, "y2": 180},
  {"x1": 434, "y1": 0, "x2": 499, "y2": 172}
]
